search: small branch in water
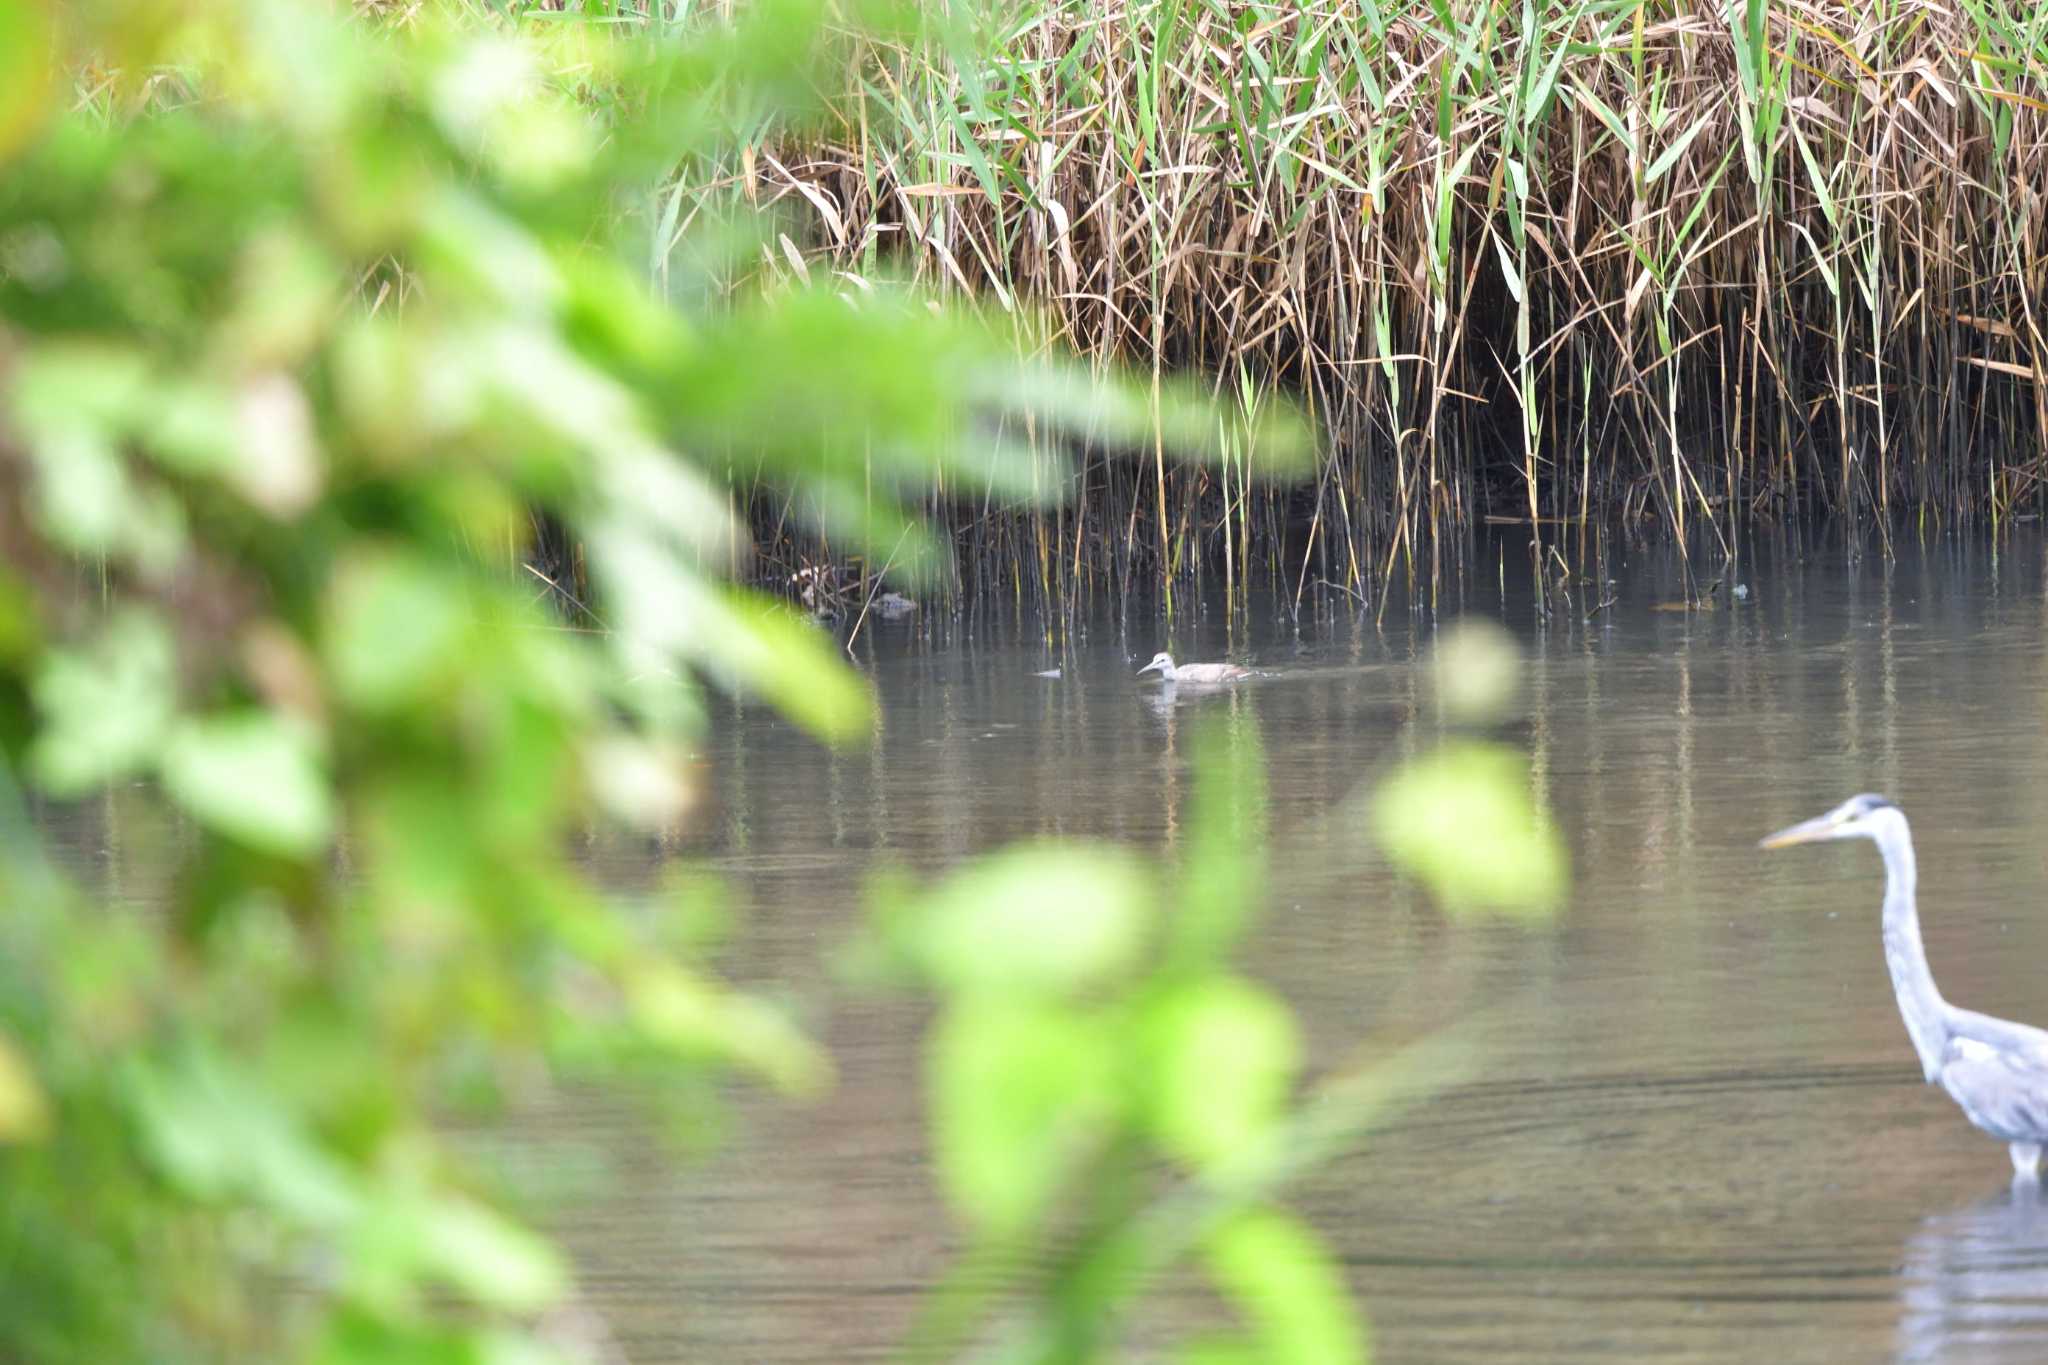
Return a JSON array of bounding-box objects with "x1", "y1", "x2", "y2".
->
[
  {"x1": 525, "y1": 562, "x2": 603, "y2": 625},
  {"x1": 846, "y1": 526, "x2": 915, "y2": 656}
]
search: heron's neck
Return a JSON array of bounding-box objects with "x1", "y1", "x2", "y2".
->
[{"x1": 1877, "y1": 822, "x2": 1948, "y2": 1081}]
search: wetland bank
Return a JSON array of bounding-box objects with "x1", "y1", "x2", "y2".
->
[{"x1": 737, "y1": 0, "x2": 2048, "y2": 609}]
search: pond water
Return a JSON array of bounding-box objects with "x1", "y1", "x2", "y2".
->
[
  {"x1": 537, "y1": 533, "x2": 2048, "y2": 1363},
  {"x1": 59, "y1": 532, "x2": 2048, "y2": 1362}
]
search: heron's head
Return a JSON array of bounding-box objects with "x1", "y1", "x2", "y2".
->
[
  {"x1": 1137, "y1": 652, "x2": 1173, "y2": 677},
  {"x1": 1758, "y1": 793, "x2": 1901, "y2": 850}
]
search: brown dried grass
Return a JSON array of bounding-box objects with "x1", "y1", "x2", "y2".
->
[{"x1": 749, "y1": 0, "x2": 2048, "y2": 595}]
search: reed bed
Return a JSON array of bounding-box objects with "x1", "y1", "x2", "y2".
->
[{"x1": 703, "y1": 0, "x2": 2048, "y2": 602}]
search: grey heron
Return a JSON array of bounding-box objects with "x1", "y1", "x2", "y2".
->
[
  {"x1": 1762, "y1": 794, "x2": 2048, "y2": 1182},
  {"x1": 1136, "y1": 652, "x2": 1251, "y2": 684}
]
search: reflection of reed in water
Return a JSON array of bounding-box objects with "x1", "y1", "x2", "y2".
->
[{"x1": 1897, "y1": 1187, "x2": 2048, "y2": 1364}]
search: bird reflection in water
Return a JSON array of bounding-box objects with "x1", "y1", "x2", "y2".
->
[
  {"x1": 1897, "y1": 1184, "x2": 2048, "y2": 1364},
  {"x1": 1139, "y1": 683, "x2": 1181, "y2": 720}
]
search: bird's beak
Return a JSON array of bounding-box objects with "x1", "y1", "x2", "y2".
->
[
  {"x1": 1136, "y1": 661, "x2": 1161, "y2": 676},
  {"x1": 1758, "y1": 813, "x2": 1841, "y2": 850}
]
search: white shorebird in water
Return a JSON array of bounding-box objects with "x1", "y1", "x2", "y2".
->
[
  {"x1": 1762, "y1": 794, "x2": 2048, "y2": 1183},
  {"x1": 1136, "y1": 651, "x2": 1251, "y2": 684}
]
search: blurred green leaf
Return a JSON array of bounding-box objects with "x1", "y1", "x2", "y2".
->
[
  {"x1": 619, "y1": 0, "x2": 843, "y2": 164},
  {"x1": 161, "y1": 713, "x2": 334, "y2": 857},
  {"x1": 1204, "y1": 1208, "x2": 1368, "y2": 1365},
  {"x1": 1178, "y1": 1339, "x2": 1266, "y2": 1365},
  {"x1": 419, "y1": 196, "x2": 566, "y2": 316},
  {"x1": 10, "y1": 343, "x2": 152, "y2": 444},
  {"x1": 24, "y1": 432, "x2": 186, "y2": 571},
  {"x1": 687, "y1": 587, "x2": 873, "y2": 745},
  {"x1": 1172, "y1": 716, "x2": 1268, "y2": 970},
  {"x1": 592, "y1": 531, "x2": 872, "y2": 745},
  {"x1": 625, "y1": 959, "x2": 832, "y2": 1096},
  {"x1": 10, "y1": 346, "x2": 193, "y2": 571},
  {"x1": 218, "y1": 226, "x2": 342, "y2": 369},
  {"x1": 429, "y1": 36, "x2": 541, "y2": 155},
  {"x1": 1154, "y1": 372, "x2": 1317, "y2": 477},
  {"x1": 1431, "y1": 618, "x2": 1522, "y2": 726},
  {"x1": 887, "y1": 843, "x2": 1150, "y2": 997},
  {"x1": 311, "y1": 1313, "x2": 475, "y2": 1365},
  {"x1": 331, "y1": 316, "x2": 473, "y2": 461},
  {"x1": 476, "y1": 1333, "x2": 580, "y2": 1365},
  {"x1": 930, "y1": 1000, "x2": 1117, "y2": 1235},
  {"x1": 147, "y1": 380, "x2": 242, "y2": 476},
  {"x1": 1140, "y1": 975, "x2": 1299, "y2": 1174},
  {"x1": 0, "y1": 573, "x2": 40, "y2": 668},
  {"x1": 325, "y1": 549, "x2": 473, "y2": 713},
  {"x1": 582, "y1": 734, "x2": 695, "y2": 830},
  {"x1": 0, "y1": 0, "x2": 50, "y2": 166},
  {"x1": 418, "y1": 1202, "x2": 564, "y2": 1314},
  {"x1": 1370, "y1": 742, "x2": 1566, "y2": 917},
  {"x1": 349, "y1": 1191, "x2": 568, "y2": 1316},
  {"x1": 128, "y1": 1045, "x2": 360, "y2": 1229},
  {"x1": 30, "y1": 609, "x2": 177, "y2": 795},
  {"x1": 312, "y1": 1308, "x2": 573, "y2": 1365},
  {"x1": 594, "y1": 444, "x2": 738, "y2": 562},
  {"x1": 0, "y1": 1032, "x2": 50, "y2": 1142}
]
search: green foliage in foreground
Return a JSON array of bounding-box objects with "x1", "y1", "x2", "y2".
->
[
  {"x1": 860, "y1": 685, "x2": 1560, "y2": 1361},
  {"x1": 870, "y1": 719, "x2": 1362, "y2": 1362},
  {"x1": 0, "y1": 1, "x2": 1564, "y2": 1361}
]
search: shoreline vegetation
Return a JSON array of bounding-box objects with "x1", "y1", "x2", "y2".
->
[
  {"x1": 721, "y1": 0, "x2": 2048, "y2": 606},
  {"x1": 48, "y1": 1, "x2": 2048, "y2": 614}
]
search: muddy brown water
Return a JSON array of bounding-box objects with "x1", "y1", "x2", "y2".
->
[{"x1": 54, "y1": 535, "x2": 2048, "y2": 1362}]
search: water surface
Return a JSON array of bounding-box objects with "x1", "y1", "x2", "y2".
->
[
  {"x1": 68, "y1": 535, "x2": 2048, "y2": 1361},
  {"x1": 580, "y1": 536, "x2": 2048, "y2": 1362}
]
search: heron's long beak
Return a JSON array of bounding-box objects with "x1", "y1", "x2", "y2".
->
[
  {"x1": 1758, "y1": 813, "x2": 1841, "y2": 850},
  {"x1": 1136, "y1": 660, "x2": 1163, "y2": 676}
]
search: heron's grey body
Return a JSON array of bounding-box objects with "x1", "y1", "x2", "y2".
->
[
  {"x1": 1136, "y1": 652, "x2": 1250, "y2": 684},
  {"x1": 1764, "y1": 794, "x2": 2048, "y2": 1181}
]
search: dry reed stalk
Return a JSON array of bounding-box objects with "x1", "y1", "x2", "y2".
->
[{"x1": 631, "y1": 0, "x2": 2048, "y2": 601}]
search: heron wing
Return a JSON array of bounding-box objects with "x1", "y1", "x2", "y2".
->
[{"x1": 1936, "y1": 1009, "x2": 2048, "y2": 1143}]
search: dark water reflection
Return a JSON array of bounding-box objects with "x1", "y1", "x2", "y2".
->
[{"x1": 48, "y1": 532, "x2": 2048, "y2": 1361}]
